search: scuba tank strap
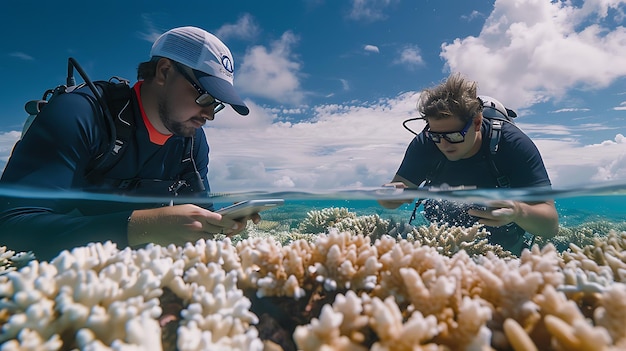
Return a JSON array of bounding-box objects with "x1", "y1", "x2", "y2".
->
[
  {"x1": 489, "y1": 119, "x2": 503, "y2": 153},
  {"x1": 408, "y1": 159, "x2": 442, "y2": 225},
  {"x1": 486, "y1": 118, "x2": 511, "y2": 188}
]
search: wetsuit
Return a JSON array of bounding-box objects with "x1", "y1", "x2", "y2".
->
[
  {"x1": 396, "y1": 119, "x2": 551, "y2": 252},
  {"x1": 0, "y1": 81, "x2": 211, "y2": 260}
]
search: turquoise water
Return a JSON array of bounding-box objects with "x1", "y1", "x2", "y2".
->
[
  {"x1": 1, "y1": 182, "x2": 625, "y2": 256},
  {"x1": 2, "y1": 184, "x2": 625, "y2": 224},
  {"x1": 1, "y1": 183, "x2": 625, "y2": 350}
]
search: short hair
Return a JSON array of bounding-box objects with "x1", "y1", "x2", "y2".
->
[
  {"x1": 136, "y1": 57, "x2": 160, "y2": 81},
  {"x1": 417, "y1": 72, "x2": 483, "y2": 123}
]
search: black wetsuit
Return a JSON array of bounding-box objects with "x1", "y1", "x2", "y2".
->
[
  {"x1": 0, "y1": 82, "x2": 211, "y2": 260},
  {"x1": 396, "y1": 119, "x2": 551, "y2": 251}
]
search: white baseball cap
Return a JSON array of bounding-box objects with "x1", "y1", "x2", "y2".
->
[{"x1": 151, "y1": 26, "x2": 249, "y2": 115}]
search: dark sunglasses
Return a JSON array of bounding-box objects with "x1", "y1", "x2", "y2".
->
[
  {"x1": 425, "y1": 118, "x2": 474, "y2": 144},
  {"x1": 174, "y1": 63, "x2": 225, "y2": 113}
]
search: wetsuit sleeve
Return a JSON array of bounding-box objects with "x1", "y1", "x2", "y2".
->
[{"x1": 0, "y1": 92, "x2": 133, "y2": 261}]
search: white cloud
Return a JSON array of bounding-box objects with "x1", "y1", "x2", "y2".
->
[
  {"x1": 364, "y1": 45, "x2": 380, "y2": 53},
  {"x1": 200, "y1": 100, "x2": 626, "y2": 192},
  {"x1": 535, "y1": 133, "x2": 626, "y2": 187},
  {"x1": 236, "y1": 31, "x2": 306, "y2": 105},
  {"x1": 1, "y1": 99, "x2": 625, "y2": 193},
  {"x1": 9, "y1": 52, "x2": 34, "y2": 61},
  {"x1": 215, "y1": 13, "x2": 260, "y2": 41},
  {"x1": 137, "y1": 15, "x2": 164, "y2": 43},
  {"x1": 440, "y1": 0, "x2": 626, "y2": 109},
  {"x1": 462, "y1": 10, "x2": 485, "y2": 22},
  {"x1": 204, "y1": 92, "x2": 420, "y2": 191},
  {"x1": 339, "y1": 78, "x2": 350, "y2": 91},
  {"x1": 551, "y1": 108, "x2": 591, "y2": 113},
  {"x1": 395, "y1": 46, "x2": 424, "y2": 69},
  {"x1": 348, "y1": 0, "x2": 396, "y2": 21}
]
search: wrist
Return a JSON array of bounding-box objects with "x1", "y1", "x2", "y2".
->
[{"x1": 127, "y1": 210, "x2": 148, "y2": 247}]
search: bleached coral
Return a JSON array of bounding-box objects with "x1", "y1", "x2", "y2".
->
[
  {"x1": 0, "y1": 240, "x2": 262, "y2": 351},
  {"x1": 0, "y1": 246, "x2": 34, "y2": 276},
  {"x1": 1, "y1": 208, "x2": 626, "y2": 351},
  {"x1": 334, "y1": 214, "x2": 390, "y2": 241},
  {"x1": 298, "y1": 207, "x2": 356, "y2": 234}
]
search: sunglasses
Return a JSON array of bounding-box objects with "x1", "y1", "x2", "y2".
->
[
  {"x1": 174, "y1": 63, "x2": 225, "y2": 113},
  {"x1": 425, "y1": 118, "x2": 474, "y2": 144}
]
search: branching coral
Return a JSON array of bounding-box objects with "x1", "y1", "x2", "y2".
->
[
  {"x1": 1, "y1": 207, "x2": 626, "y2": 351},
  {"x1": 298, "y1": 207, "x2": 355, "y2": 234},
  {"x1": 0, "y1": 240, "x2": 263, "y2": 351},
  {"x1": 405, "y1": 223, "x2": 513, "y2": 258}
]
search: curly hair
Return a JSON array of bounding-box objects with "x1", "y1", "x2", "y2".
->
[{"x1": 417, "y1": 73, "x2": 483, "y2": 123}]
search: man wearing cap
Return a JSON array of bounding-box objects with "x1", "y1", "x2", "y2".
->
[{"x1": 0, "y1": 27, "x2": 254, "y2": 260}]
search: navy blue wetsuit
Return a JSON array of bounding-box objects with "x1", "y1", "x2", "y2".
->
[
  {"x1": 0, "y1": 82, "x2": 211, "y2": 260},
  {"x1": 396, "y1": 119, "x2": 551, "y2": 250}
]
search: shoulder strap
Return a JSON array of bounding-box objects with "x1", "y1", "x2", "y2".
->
[
  {"x1": 489, "y1": 119, "x2": 503, "y2": 154},
  {"x1": 85, "y1": 80, "x2": 134, "y2": 180},
  {"x1": 486, "y1": 118, "x2": 510, "y2": 188}
]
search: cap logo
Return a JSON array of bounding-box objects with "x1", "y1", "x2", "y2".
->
[{"x1": 221, "y1": 56, "x2": 234, "y2": 73}]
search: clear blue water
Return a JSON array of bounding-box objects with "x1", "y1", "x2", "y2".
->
[{"x1": 1, "y1": 183, "x2": 625, "y2": 256}]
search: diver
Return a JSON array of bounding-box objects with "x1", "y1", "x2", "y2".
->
[
  {"x1": 0, "y1": 27, "x2": 260, "y2": 260},
  {"x1": 379, "y1": 73, "x2": 558, "y2": 255}
]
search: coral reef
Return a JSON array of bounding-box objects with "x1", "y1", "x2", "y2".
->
[
  {"x1": 1, "y1": 208, "x2": 626, "y2": 351},
  {"x1": 0, "y1": 248, "x2": 34, "y2": 276}
]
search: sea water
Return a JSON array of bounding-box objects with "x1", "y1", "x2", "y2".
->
[
  {"x1": 1, "y1": 183, "x2": 625, "y2": 350},
  {"x1": 1, "y1": 183, "x2": 625, "y2": 240}
]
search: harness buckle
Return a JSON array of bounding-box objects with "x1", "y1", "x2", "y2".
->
[{"x1": 168, "y1": 180, "x2": 188, "y2": 196}]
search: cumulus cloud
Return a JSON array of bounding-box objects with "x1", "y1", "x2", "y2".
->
[
  {"x1": 394, "y1": 45, "x2": 424, "y2": 69},
  {"x1": 364, "y1": 45, "x2": 380, "y2": 53},
  {"x1": 1, "y1": 100, "x2": 625, "y2": 193},
  {"x1": 197, "y1": 101, "x2": 626, "y2": 192},
  {"x1": 215, "y1": 13, "x2": 260, "y2": 41},
  {"x1": 535, "y1": 133, "x2": 626, "y2": 186},
  {"x1": 440, "y1": 0, "x2": 626, "y2": 109},
  {"x1": 204, "y1": 92, "x2": 420, "y2": 191},
  {"x1": 236, "y1": 31, "x2": 306, "y2": 105}
]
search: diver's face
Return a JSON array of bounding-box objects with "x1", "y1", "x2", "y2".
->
[
  {"x1": 158, "y1": 62, "x2": 220, "y2": 137},
  {"x1": 426, "y1": 116, "x2": 482, "y2": 161}
]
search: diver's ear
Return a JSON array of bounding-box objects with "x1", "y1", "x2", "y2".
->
[
  {"x1": 474, "y1": 114, "x2": 482, "y2": 131},
  {"x1": 155, "y1": 58, "x2": 173, "y2": 84}
]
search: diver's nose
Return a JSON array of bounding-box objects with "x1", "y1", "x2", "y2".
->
[{"x1": 200, "y1": 107, "x2": 216, "y2": 121}]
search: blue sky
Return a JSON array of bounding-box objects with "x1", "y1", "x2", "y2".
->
[{"x1": 1, "y1": 0, "x2": 625, "y2": 192}]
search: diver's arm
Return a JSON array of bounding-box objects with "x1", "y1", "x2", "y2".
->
[
  {"x1": 468, "y1": 200, "x2": 559, "y2": 238},
  {"x1": 0, "y1": 92, "x2": 132, "y2": 260},
  {"x1": 377, "y1": 174, "x2": 420, "y2": 209},
  {"x1": 0, "y1": 201, "x2": 132, "y2": 261}
]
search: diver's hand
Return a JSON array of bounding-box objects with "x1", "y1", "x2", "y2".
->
[
  {"x1": 377, "y1": 182, "x2": 415, "y2": 209},
  {"x1": 467, "y1": 200, "x2": 520, "y2": 227},
  {"x1": 127, "y1": 204, "x2": 255, "y2": 247}
]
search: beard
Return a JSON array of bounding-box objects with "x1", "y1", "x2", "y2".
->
[{"x1": 158, "y1": 100, "x2": 202, "y2": 137}]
